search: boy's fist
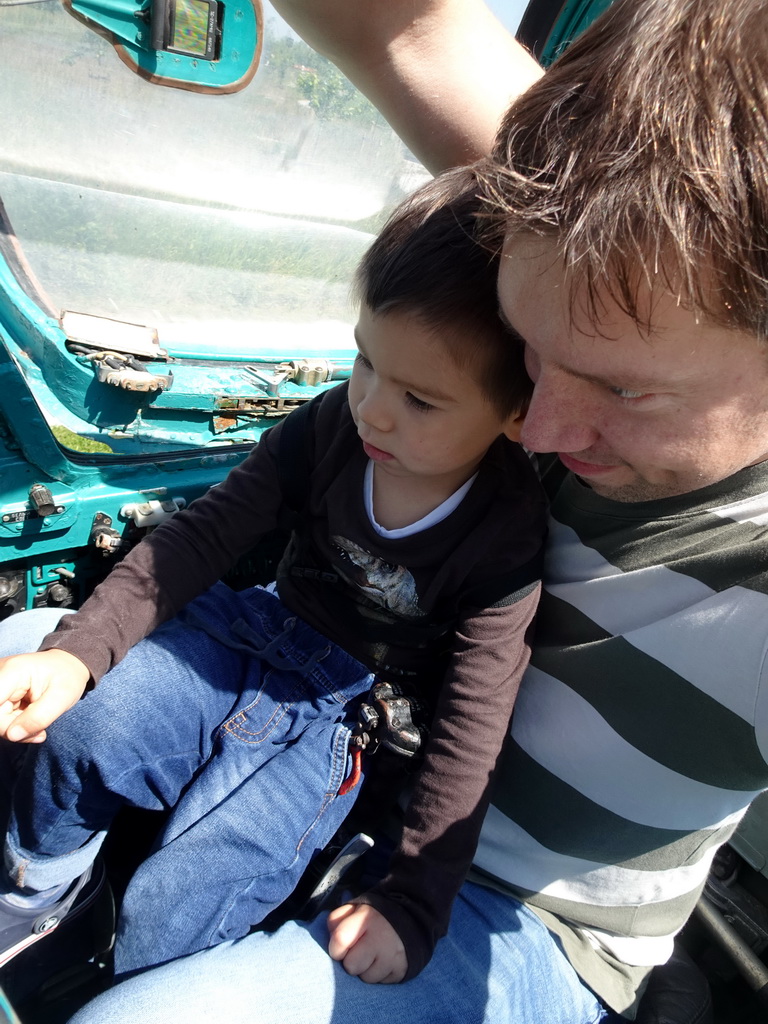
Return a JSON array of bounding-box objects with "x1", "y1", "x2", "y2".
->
[
  {"x1": 327, "y1": 902, "x2": 407, "y2": 984},
  {"x1": 0, "y1": 649, "x2": 91, "y2": 743}
]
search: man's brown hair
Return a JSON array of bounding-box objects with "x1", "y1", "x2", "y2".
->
[
  {"x1": 480, "y1": 0, "x2": 768, "y2": 339},
  {"x1": 354, "y1": 166, "x2": 530, "y2": 418}
]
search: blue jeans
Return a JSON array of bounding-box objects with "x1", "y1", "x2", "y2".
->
[
  {"x1": 66, "y1": 881, "x2": 615, "y2": 1024},
  {"x1": 0, "y1": 585, "x2": 373, "y2": 974}
]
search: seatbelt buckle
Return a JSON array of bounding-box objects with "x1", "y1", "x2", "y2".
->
[
  {"x1": 356, "y1": 680, "x2": 427, "y2": 758},
  {"x1": 338, "y1": 680, "x2": 428, "y2": 796}
]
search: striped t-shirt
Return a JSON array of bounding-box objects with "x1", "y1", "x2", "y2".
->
[{"x1": 473, "y1": 462, "x2": 768, "y2": 1017}]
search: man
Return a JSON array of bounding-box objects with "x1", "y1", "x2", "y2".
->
[{"x1": 31, "y1": 0, "x2": 768, "y2": 1020}]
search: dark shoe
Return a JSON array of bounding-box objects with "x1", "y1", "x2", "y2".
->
[{"x1": 0, "y1": 862, "x2": 104, "y2": 968}]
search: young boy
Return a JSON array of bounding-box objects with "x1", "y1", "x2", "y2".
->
[{"x1": 0, "y1": 167, "x2": 546, "y2": 984}]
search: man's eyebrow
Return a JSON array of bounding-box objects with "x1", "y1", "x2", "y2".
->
[
  {"x1": 496, "y1": 307, "x2": 675, "y2": 392},
  {"x1": 570, "y1": 367, "x2": 663, "y2": 391}
]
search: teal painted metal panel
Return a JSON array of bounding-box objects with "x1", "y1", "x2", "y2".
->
[{"x1": 539, "y1": 0, "x2": 616, "y2": 65}]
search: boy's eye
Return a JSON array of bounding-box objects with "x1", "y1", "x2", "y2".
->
[
  {"x1": 405, "y1": 392, "x2": 434, "y2": 413},
  {"x1": 355, "y1": 353, "x2": 373, "y2": 370}
]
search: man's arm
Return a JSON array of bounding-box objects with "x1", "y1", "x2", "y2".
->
[{"x1": 268, "y1": 0, "x2": 543, "y2": 173}]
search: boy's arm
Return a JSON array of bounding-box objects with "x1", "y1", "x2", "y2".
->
[
  {"x1": 38, "y1": 435, "x2": 288, "y2": 674},
  {"x1": 268, "y1": 0, "x2": 543, "y2": 174},
  {"x1": 328, "y1": 581, "x2": 541, "y2": 980},
  {"x1": 0, "y1": 415, "x2": 300, "y2": 743}
]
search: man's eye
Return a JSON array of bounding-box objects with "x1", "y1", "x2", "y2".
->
[
  {"x1": 608, "y1": 386, "x2": 648, "y2": 400},
  {"x1": 405, "y1": 392, "x2": 434, "y2": 412}
]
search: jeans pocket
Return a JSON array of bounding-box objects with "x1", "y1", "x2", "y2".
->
[
  {"x1": 294, "y1": 723, "x2": 360, "y2": 855},
  {"x1": 220, "y1": 668, "x2": 311, "y2": 746}
]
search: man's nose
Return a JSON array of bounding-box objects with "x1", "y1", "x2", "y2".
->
[{"x1": 520, "y1": 370, "x2": 600, "y2": 454}]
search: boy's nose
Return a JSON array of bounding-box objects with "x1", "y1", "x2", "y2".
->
[{"x1": 356, "y1": 391, "x2": 393, "y2": 433}]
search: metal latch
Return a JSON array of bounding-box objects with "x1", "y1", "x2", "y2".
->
[
  {"x1": 79, "y1": 350, "x2": 173, "y2": 393},
  {"x1": 121, "y1": 498, "x2": 186, "y2": 527}
]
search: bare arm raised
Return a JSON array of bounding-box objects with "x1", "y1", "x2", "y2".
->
[{"x1": 269, "y1": 0, "x2": 543, "y2": 173}]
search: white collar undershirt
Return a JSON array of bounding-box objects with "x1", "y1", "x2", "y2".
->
[{"x1": 363, "y1": 460, "x2": 477, "y2": 539}]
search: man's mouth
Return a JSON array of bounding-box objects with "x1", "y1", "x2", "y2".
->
[{"x1": 558, "y1": 452, "x2": 621, "y2": 476}]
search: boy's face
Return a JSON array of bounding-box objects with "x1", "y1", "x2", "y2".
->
[
  {"x1": 499, "y1": 237, "x2": 768, "y2": 502},
  {"x1": 348, "y1": 305, "x2": 521, "y2": 491}
]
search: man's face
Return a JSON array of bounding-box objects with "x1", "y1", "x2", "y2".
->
[{"x1": 498, "y1": 237, "x2": 768, "y2": 502}]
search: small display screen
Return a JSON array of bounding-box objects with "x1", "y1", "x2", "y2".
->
[{"x1": 171, "y1": 0, "x2": 212, "y2": 56}]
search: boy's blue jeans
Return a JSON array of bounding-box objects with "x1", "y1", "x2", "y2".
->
[{"x1": 0, "y1": 584, "x2": 373, "y2": 974}]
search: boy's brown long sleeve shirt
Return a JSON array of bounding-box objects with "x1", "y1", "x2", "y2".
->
[{"x1": 41, "y1": 381, "x2": 547, "y2": 976}]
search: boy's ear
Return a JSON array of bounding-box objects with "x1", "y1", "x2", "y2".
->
[{"x1": 503, "y1": 412, "x2": 526, "y2": 443}]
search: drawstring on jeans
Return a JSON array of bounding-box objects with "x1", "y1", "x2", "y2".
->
[
  {"x1": 184, "y1": 609, "x2": 331, "y2": 678},
  {"x1": 338, "y1": 745, "x2": 363, "y2": 796}
]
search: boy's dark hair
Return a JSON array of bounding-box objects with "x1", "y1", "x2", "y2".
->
[
  {"x1": 354, "y1": 167, "x2": 530, "y2": 418},
  {"x1": 480, "y1": 0, "x2": 768, "y2": 341}
]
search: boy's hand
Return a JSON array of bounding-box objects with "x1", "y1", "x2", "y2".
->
[
  {"x1": 327, "y1": 902, "x2": 407, "y2": 984},
  {"x1": 0, "y1": 650, "x2": 91, "y2": 743}
]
